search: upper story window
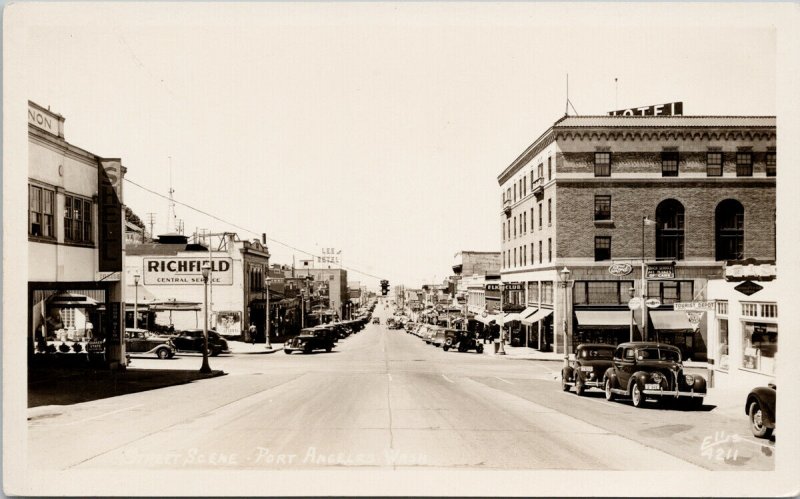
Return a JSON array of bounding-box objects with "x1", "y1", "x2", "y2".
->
[
  {"x1": 594, "y1": 236, "x2": 611, "y2": 261},
  {"x1": 594, "y1": 195, "x2": 611, "y2": 221},
  {"x1": 538, "y1": 202, "x2": 543, "y2": 229},
  {"x1": 548, "y1": 238, "x2": 552, "y2": 262},
  {"x1": 715, "y1": 199, "x2": 745, "y2": 261},
  {"x1": 716, "y1": 300, "x2": 729, "y2": 316},
  {"x1": 661, "y1": 151, "x2": 679, "y2": 177},
  {"x1": 594, "y1": 152, "x2": 611, "y2": 177},
  {"x1": 766, "y1": 152, "x2": 776, "y2": 177},
  {"x1": 707, "y1": 152, "x2": 723, "y2": 177},
  {"x1": 547, "y1": 156, "x2": 552, "y2": 180},
  {"x1": 513, "y1": 216, "x2": 517, "y2": 238},
  {"x1": 655, "y1": 199, "x2": 685, "y2": 260},
  {"x1": 648, "y1": 280, "x2": 694, "y2": 305},
  {"x1": 547, "y1": 199, "x2": 552, "y2": 226},
  {"x1": 522, "y1": 175, "x2": 527, "y2": 197},
  {"x1": 513, "y1": 184, "x2": 517, "y2": 202},
  {"x1": 64, "y1": 194, "x2": 93, "y2": 244},
  {"x1": 736, "y1": 152, "x2": 753, "y2": 177},
  {"x1": 537, "y1": 163, "x2": 544, "y2": 180},
  {"x1": 29, "y1": 184, "x2": 55, "y2": 239},
  {"x1": 502, "y1": 221, "x2": 505, "y2": 242}
]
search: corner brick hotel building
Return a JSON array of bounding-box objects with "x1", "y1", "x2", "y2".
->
[{"x1": 497, "y1": 114, "x2": 776, "y2": 360}]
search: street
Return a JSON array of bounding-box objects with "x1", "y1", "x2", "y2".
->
[{"x1": 28, "y1": 306, "x2": 774, "y2": 473}]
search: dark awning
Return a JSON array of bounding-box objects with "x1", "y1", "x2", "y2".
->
[{"x1": 46, "y1": 292, "x2": 99, "y2": 308}]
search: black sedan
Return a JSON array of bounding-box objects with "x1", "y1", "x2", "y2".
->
[
  {"x1": 746, "y1": 383, "x2": 776, "y2": 438},
  {"x1": 170, "y1": 329, "x2": 230, "y2": 356}
]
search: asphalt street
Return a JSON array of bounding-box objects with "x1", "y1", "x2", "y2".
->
[{"x1": 28, "y1": 308, "x2": 774, "y2": 472}]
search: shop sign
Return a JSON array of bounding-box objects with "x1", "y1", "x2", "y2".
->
[
  {"x1": 504, "y1": 283, "x2": 523, "y2": 291},
  {"x1": 608, "y1": 263, "x2": 633, "y2": 277},
  {"x1": 673, "y1": 301, "x2": 715, "y2": 311},
  {"x1": 628, "y1": 297, "x2": 643, "y2": 310},
  {"x1": 646, "y1": 262, "x2": 675, "y2": 279},
  {"x1": 98, "y1": 158, "x2": 123, "y2": 272},
  {"x1": 485, "y1": 284, "x2": 500, "y2": 291},
  {"x1": 95, "y1": 271, "x2": 121, "y2": 282},
  {"x1": 734, "y1": 280, "x2": 763, "y2": 296},
  {"x1": 28, "y1": 102, "x2": 63, "y2": 136},
  {"x1": 725, "y1": 259, "x2": 777, "y2": 282},
  {"x1": 143, "y1": 257, "x2": 233, "y2": 285},
  {"x1": 645, "y1": 298, "x2": 662, "y2": 309},
  {"x1": 87, "y1": 340, "x2": 105, "y2": 353},
  {"x1": 608, "y1": 101, "x2": 683, "y2": 116}
]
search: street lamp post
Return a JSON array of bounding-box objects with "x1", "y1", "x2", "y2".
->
[
  {"x1": 629, "y1": 286, "x2": 636, "y2": 342},
  {"x1": 497, "y1": 282, "x2": 506, "y2": 355},
  {"x1": 641, "y1": 216, "x2": 654, "y2": 342},
  {"x1": 265, "y1": 275, "x2": 272, "y2": 349},
  {"x1": 560, "y1": 266, "x2": 571, "y2": 367},
  {"x1": 133, "y1": 272, "x2": 140, "y2": 329},
  {"x1": 200, "y1": 263, "x2": 212, "y2": 374}
]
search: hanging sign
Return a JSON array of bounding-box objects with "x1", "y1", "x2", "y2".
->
[{"x1": 734, "y1": 280, "x2": 763, "y2": 296}]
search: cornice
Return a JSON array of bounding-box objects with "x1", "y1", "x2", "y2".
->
[{"x1": 554, "y1": 129, "x2": 776, "y2": 143}]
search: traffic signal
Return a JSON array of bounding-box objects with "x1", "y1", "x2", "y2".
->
[{"x1": 380, "y1": 280, "x2": 390, "y2": 296}]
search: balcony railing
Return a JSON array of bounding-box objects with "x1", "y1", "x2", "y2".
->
[
  {"x1": 502, "y1": 198, "x2": 512, "y2": 216},
  {"x1": 532, "y1": 177, "x2": 545, "y2": 198}
]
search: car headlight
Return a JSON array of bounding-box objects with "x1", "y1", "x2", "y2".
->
[
  {"x1": 684, "y1": 374, "x2": 694, "y2": 385},
  {"x1": 651, "y1": 372, "x2": 663, "y2": 383},
  {"x1": 588, "y1": 372, "x2": 595, "y2": 380}
]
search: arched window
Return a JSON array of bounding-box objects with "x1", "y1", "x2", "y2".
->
[
  {"x1": 716, "y1": 199, "x2": 744, "y2": 261},
  {"x1": 656, "y1": 199, "x2": 685, "y2": 260}
]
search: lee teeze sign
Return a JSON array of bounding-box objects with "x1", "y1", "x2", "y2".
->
[{"x1": 143, "y1": 257, "x2": 233, "y2": 285}]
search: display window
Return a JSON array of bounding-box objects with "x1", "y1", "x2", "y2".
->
[{"x1": 742, "y1": 321, "x2": 777, "y2": 374}]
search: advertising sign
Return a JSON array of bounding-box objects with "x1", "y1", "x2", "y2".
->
[
  {"x1": 504, "y1": 283, "x2": 523, "y2": 291},
  {"x1": 734, "y1": 280, "x2": 763, "y2": 296},
  {"x1": 646, "y1": 263, "x2": 675, "y2": 279},
  {"x1": 98, "y1": 158, "x2": 123, "y2": 272},
  {"x1": 673, "y1": 301, "x2": 715, "y2": 311},
  {"x1": 628, "y1": 297, "x2": 643, "y2": 310},
  {"x1": 725, "y1": 259, "x2": 776, "y2": 282},
  {"x1": 608, "y1": 102, "x2": 683, "y2": 116},
  {"x1": 608, "y1": 263, "x2": 633, "y2": 277},
  {"x1": 645, "y1": 298, "x2": 662, "y2": 309},
  {"x1": 143, "y1": 257, "x2": 233, "y2": 285}
]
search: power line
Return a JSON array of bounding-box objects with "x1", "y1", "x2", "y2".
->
[{"x1": 123, "y1": 177, "x2": 388, "y2": 281}]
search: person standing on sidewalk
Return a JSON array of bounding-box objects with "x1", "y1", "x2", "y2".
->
[{"x1": 248, "y1": 323, "x2": 257, "y2": 344}]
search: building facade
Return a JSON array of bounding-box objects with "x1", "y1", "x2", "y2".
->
[
  {"x1": 28, "y1": 101, "x2": 128, "y2": 367},
  {"x1": 125, "y1": 233, "x2": 270, "y2": 338},
  {"x1": 498, "y1": 115, "x2": 776, "y2": 359}
]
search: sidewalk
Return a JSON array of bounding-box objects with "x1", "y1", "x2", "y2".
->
[
  {"x1": 227, "y1": 341, "x2": 284, "y2": 355},
  {"x1": 482, "y1": 342, "x2": 563, "y2": 361}
]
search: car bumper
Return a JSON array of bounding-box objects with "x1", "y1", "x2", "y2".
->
[{"x1": 642, "y1": 388, "x2": 706, "y2": 398}]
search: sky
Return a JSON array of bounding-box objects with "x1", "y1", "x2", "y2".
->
[{"x1": 11, "y1": 3, "x2": 780, "y2": 290}]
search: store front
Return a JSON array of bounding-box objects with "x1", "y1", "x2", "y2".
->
[
  {"x1": 573, "y1": 309, "x2": 633, "y2": 348},
  {"x1": 649, "y1": 310, "x2": 706, "y2": 361}
]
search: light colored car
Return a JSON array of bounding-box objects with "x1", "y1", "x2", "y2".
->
[
  {"x1": 124, "y1": 328, "x2": 176, "y2": 359},
  {"x1": 431, "y1": 328, "x2": 447, "y2": 347}
]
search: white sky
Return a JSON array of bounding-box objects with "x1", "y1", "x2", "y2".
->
[{"x1": 12, "y1": 3, "x2": 780, "y2": 289}]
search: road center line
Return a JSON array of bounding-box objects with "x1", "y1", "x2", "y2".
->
[
  {"x1": 495, "y1": 376, "x2": 513, "y2": 384},
  {"x1": 441, "y1": 374, "x2": 454, "y2": 383}
]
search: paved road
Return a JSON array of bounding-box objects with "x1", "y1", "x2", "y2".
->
[{"x1": 28, "y1": 308, "x2": 774, "y2": 472}]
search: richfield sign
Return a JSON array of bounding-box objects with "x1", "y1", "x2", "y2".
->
[{"x1": 143, "y1": 257, "x2": 233, "y2": 285}]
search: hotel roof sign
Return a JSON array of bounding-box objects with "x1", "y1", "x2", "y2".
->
[{"x1": 608, "y1": 101, "x2": 683, "y2": 116}]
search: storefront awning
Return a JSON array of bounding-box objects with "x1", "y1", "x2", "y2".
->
[
  {"x1": 575, "y1": 310, "x2": 631, "y2": 327},
  {"x1": 521, "y1": 308, "x2": 553, "y2": 326},
  {"x1": 46, "y1": 292, "x2": 100, "y2": 308},
  {"x1": 147, "y1": 299, "x2": 202, "y2": 312},
  {"x1": 520, "y1": 307, "x2": 538, "y2": 320},
  {"x1": 474, "y1": 314, "x2": 499, "y2": 325},
  {"x1": 649, "y1": 310, "x2": 693, "y2": 330}
]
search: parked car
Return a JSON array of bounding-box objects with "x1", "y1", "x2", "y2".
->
[
  {"x1": 285, "y1": 327, "x2": 335, "y2": 354},
  {"x1": 431, "y1": 328, "x2": 447, "y2": 347},
  {"x1": 443, "y1": 329, "x2": 484, "y2": 353},
  {"x1": 372, "y1": 317, "x2": 380, "y2": 324},
  {"x1": 746, "y1": 383, "x2": 776, "y2": 438},
  {"x1": 561, "y1": 344, "x2": 615, "y2": 395},
  {"x1": 171, "y1": 329, "x2": 229, "y2": 356},
  {"x1": 124, "y1": 328, "x2": 176, "y2": 359},
  {"x1": 603, "y1": 342, "x2": 706, "y2": 408}
]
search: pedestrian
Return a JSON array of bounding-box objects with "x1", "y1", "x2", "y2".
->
[{"x1": 248, "y1": 323, "x2": 257, "y2": 344}]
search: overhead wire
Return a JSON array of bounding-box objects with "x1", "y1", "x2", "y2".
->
[{"x1": 123, "y1": 177, "x2": 388, "y2": 281}]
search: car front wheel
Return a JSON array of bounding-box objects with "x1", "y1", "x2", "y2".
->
[
  {"x1": 749, "y1": 400, "x2": 773, "y2": 438},
  {"x1": 604, "y1": 378, "x2": 616, "y2": 401},
  {"x1": 156, "y1": 348, "x2": 170, "y2": 359},
  {"x1": 561, "y1": 372, "x2": 570, "y2": 392},
  {"x1": 631, "y1": 383, "x2": 645, "y2": 408},
  {"x1": 575, "y1": 377, "x2": 585, "y2": 396}
]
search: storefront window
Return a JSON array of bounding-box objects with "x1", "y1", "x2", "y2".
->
[
  {"x1": 742, "y1": 321, "x2": 777, "y2": 374},
  {"x1": 541, "y1": 282, "x2": 553, "y2": 304},
  {"x1": 574, "y1": 281, "x2": 634, "y2": 305},
  {"x1": 648, "y1": 280, "x2": 693, "y2": 305},
  {"x1": 718, "y1": 319, "x2": 729, "y2": 371},
  {"x1": 527, "y1": 282, "x2": 539, "y2": 304}
]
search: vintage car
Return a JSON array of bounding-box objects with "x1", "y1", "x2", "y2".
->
[
  {"x1": 603, "y1": 342, "x2": 706, "y2": 408},
  {"x1": 372, "y1": 317, "x2": 380, "y2": 325},
  {"x1": 170, "y1": 329, "x2": 230, "y2": 356},
  {"x1": 124, "y1": 328, "x2": 176, "y2": 359},
  {"x1": 284, "y1": 327, "x2": 335, "y2": 354},
  {"x1": 746, "y1": 383, "x2": 776, "y2": 438},
  {"x1": 561, "y1": 344, "x2": 615, "y2": 395},
  {"x1": 430, "y1": 328, "x2": 447, "y2": 347},
  {"x1": 443, "y1": 329, "x2": 484, "y2": 353}
]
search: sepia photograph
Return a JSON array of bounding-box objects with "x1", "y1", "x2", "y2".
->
[{"x1": 3, "y1": 2, "x2": 799, "y2": 496}]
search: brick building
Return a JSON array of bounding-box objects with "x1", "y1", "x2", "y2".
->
[{"x1": 498, "y1": 114, "x2": 776, "y2": 359}]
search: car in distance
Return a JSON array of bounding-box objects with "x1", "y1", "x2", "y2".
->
[
  {"x1": 603, "y1": 342, "x2": 706, "y2": 408},
  {"x1": 561, "y1": 344, "x2": 615, "y2": 395},
  {"x1": 285, "y1": 327, "x2": 335, "y2": 354},
  {"x1": 372, "y1": 317, "x2": 380, "y2": 324},
  {"x1": 171, "y1": 329, "x2": 230, "y2": 356},
  {"x1": 125, "y1": 328, "x2": 176, "y2": 359},
  {"x1": 746, "y1": 383, "x2": 776, "y2": 438}
]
